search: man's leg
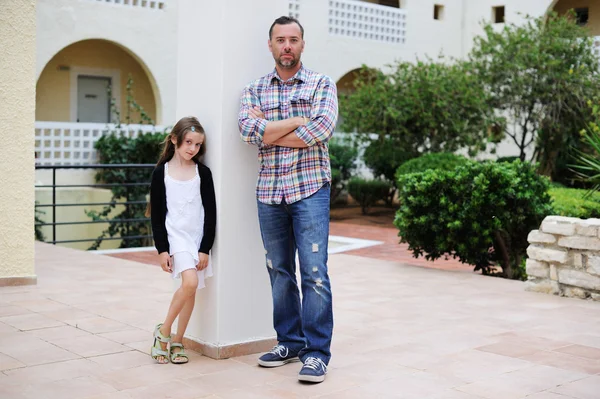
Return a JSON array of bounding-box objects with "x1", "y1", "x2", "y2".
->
[
  {"x1": 290, "y1": 184, "x2": 333, "y2": 381},
  {"x1": 257, "y1": 200, "x2": 305, "y2": 366}
]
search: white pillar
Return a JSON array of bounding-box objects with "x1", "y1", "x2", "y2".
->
[{"x1": 175, "y1": 0, "x2": 288, "y2": 358}]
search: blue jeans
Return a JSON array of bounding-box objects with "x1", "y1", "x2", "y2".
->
[{"x1": 257, "y1": 184, "x2": 333, "y2": 365}]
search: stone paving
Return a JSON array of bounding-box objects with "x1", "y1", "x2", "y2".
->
[{"x1": 1, "y1": 230, "x2": 599, "y2": 398}]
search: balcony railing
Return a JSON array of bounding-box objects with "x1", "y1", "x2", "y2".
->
[
  {"x1": 328, "y1": 0, "x2": 407, "y2": 44},
  {"x1": 82, "y1": 0, "x2": 167, "y2": 10},
  {"x1": 35, "y1": 121, "x2": 165, "y2": 165}
]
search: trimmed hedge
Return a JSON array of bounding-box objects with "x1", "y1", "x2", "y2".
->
[
  {"x1": 348, "y1": 178, "x2": 392, "y2": 215},
  {"x1": 395, "y1": 160, "x2": 552, "y2": 279},
  {"x1": 395, "y1": 153, "x2": 469, "y2": 182},
  {"x1": 550, "y1": 187, "x2": 600, "y2": 219}
]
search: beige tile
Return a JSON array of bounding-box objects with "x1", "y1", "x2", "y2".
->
[
  {"x1": 88, "y1": 350, "x2": 154, "y2": 370},
  {"x1": 182, "y1": 365, "x2": 290, "y2": 394},
  {"x1": 0, "y1": 305, "x2": 31, "y2": 317},
  {"x1": 11, "y1": 298, "x2": 66, "y2": 313},
  {"x1": 0, "y1": 337, "x2": 81, "y2": 366},
  {"x1": 0, "y1": 352, "x2": 26, "y2": 371},
  {"x1": 26, "y1": 324, "x2": 94, "y2": 343},
  {"x1": 40, "y1": 307, "x2": 98, "y2": 323},
  {"x1": 357, "y1": 371, "x2": 465, "y2": 399},
  {"x1": 551, "y1": 375, "x2": 600, "y2": 399},
  {"x1": 455, "y1": 365, "x2": 587, "y2": 399},
  {"x1": 68, "y1": 316, "x2": 132, "y2": 334},
  {"x1": 3, "y1": 358, "x2": 104, "y2": 385},
  {"x1": 523, "y1": 392, "x2": 575, "y2": 399},
  {"x1": 98, "y1": 363, "x2": 200, "y2": 391},
  {"x1": 0, "y1": 321, "x2": 18, "y2": 334},
  {"x1": 97, "y1": 328, "x2": 150, "y2": 344},
  {"x1": 475, "y1": 342, "x2": 543, "y2": 359},
  {"x1": 265, "y1": 371, "x2": 360, "y2": 398},
  {"x1": 521, "y1": 350, "x2": 600, "y2": 375},
  {"x1": 19, "y1": 375, "x2": 117, "y2": 399},
  {"x1": 554, "y1": 344, "x2": 600, "y2": 361},
  {"x1": 52, "y1": 334, "x2": 131, "y2": 358},
  {"x1": 0, "y1": 313, "x2": 65, "y2": 330}
]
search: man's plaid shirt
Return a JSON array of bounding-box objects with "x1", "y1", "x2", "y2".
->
[{"x1": 238, "y1": 65, "x2": 338, "y2": 205}]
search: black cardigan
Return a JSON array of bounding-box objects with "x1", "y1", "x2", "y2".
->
[{"x1": 149, "y1": 160, "x2": 216, "y2": 255}]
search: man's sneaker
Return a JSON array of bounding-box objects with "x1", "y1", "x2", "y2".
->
[
  {"x1": 257, "y1": 345, "x2": 300, "y2": 368},
  {"x1": 298, "y1": 357, "x2": 327, "y2": 383}
]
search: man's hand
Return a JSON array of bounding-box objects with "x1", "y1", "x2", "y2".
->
[
  {"x1": 197, "y1": 252, "x2": 209, "y2": 271},
  {"x1": 248, "y1": 106, "x2": 265, "y2": 120},
  {"x1": 159, "y1": 252, "x2": 172, "y2": 273}
]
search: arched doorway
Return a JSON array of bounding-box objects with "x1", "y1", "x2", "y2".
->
[
  {"x1": 551, "y1": 0, "x2": 600, "y2": 36},
  {"x1": 36, "y1": 39, "x2": 159, "y2": 124}
]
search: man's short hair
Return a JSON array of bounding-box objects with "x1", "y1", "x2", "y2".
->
[{"x1": 269, "y1": 16, "x2": 304, "y2": 40}]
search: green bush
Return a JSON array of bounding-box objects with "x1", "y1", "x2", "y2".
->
[
  {"x1": 395, "y1": 161, "x2": 552, "y2": 279},
  {"x1": 88, "y1": 131, "x2": 168, "y2": 249},
  {"x1": 348, "y1": 178, "x2": 392, "y2": 215},
  {"x1": 329, "y1": 138, "x2": 358, "y2": 204},
  {"x1": 496, "y1": 156, "x2": 520, "y2": 163},
  {"x1": 549, "y1": 187, "x2": 600, "y2": 219},
  {"x1": 395, "y1": 153, "x2": 469, "y2": 182}
]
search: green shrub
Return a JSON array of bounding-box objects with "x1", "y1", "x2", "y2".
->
[
  {"x1": 329, "y1": 138, "x2": 358, "y2": 204},
  {"x1": 395, "y1": 153, "x2": 469, "y2": 183},
  {"x1": 348, "y1": 178, "x2": 392, "y2": 215},
  {"x1": 496, "y1": 156, "x2": 520, "y2": 163},
  {"x1": 549, "y1": 187, "x2": 600, "y2": 218},
  {"x1": 395, "y1": 161, "x2": 552, "y2": 279},
  {"x1": 88, "y1": 131, "x2": 167, "y2": 250}
]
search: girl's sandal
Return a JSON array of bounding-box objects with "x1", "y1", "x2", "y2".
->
[
  {"x1": 169, "y1": 342, "x2": 189, "y2": 364},
  {"x1": 151, "y1": 323, "x2": 171, "y2": 364}
]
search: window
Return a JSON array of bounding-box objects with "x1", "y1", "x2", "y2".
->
[
  {"x1": 575, "y1": 7, "x2": 589, "y2": 26},
  {"x1": 377, "y1": 0, "x2": 401, "y2": 8},
  {"x1": 493, "y1": 6, "x2": 505, "y2": 24},
  {"x1": 434, "y1": 4, "x2": 445, "y2": 20}
]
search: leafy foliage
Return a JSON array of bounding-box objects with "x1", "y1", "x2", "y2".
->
[
  {"x1": 347, "y1": 178, "x2": 392, "y2": 215},
  {"x1": 339, "y1": 59, "x2": 498, "y2": 163},
  {"x1": 549, "y1": 187, "x2": 600, "y2": 219},
  {"x1": 329, "y1": 138, "x2": 358, "y2": 204},
  {"x1": 571, "y1": 99, "x2": 600, "y2": 194},
  {"x1": 469, "y1": 12, "x2": 600, "y2": 182},
  {"x1": 34, "y1": 202, "x2": 45, "y2": 241},
  {"x1": 395, "y1": 153, "x2": 469, "y2": 182},
  {"x1": 86, "y1": 76, "x2": 168, "y2": 249},
  {"x1": 395, "y1": 161, "x2": 552, "y2": 279}
]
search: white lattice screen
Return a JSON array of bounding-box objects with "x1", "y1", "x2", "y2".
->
[
  {"x1": 35, "y1": 122, "x2": 165, "y2": 165},
  {"x1": 82, "y1": 0, "x2": 167, "y2": 10},
  {"x1": 289, "y1": 0, "x2": 301, "y2": 19},
  {"x1": 328, "y1": 0, "x2": 407, "y2": 44}
]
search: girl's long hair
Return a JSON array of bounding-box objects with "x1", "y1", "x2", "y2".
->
[{"x1": 145, "y1": 117, "x2": 206, "y2": 217}]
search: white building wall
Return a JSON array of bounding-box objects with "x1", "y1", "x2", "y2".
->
[{"x1": 36, "y1": 0, "x2": 178, "y2": 124}]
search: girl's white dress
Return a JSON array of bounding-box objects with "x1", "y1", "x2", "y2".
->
[{"x1": 164, "y1": 163, "x2": 213, "y2": 289}]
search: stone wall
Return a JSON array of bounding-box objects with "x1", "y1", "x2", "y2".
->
[{"x1": 526, "y1": 216, "x2": 600, "y2": 301}]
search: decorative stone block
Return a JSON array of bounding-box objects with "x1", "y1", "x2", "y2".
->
[
  {"x1": 591, "y1": 293, "x2": 600, "y2": 301},
  {"x1": 557, "y1": 269, "x2": 600, "y2": 291},
  {"x1": 587, "y1": 255, "x2": 600, "y2": 276},
  {"x1": 550, "y1": 264, "x2": 558, "y2": 281},
  {"x1": 526, "y1": 259, "x2": 549, "y2": 278},
  {"x1": 541, "y1": 219, "x2": 576, "y2": 236},
  {"x1": 558, "y1": 236, "x2": 600, "y2": 251},
  {"x1": 527, "y1": 230, "x2": 556, "y2": 244},
  {"x1": 572, "y1": 253, "x2": 583, "y2": 268},
  {"x1": 576, "y1": 222, "x2": 598, "y2": 237},
  {"x1": 527, "y1": 245, "x2": 568, "y2": 263},
  {"x1": 525, "y1": 279, "x2": 560, "y2": 295},
  {"x1": 562, "y1": 286, "x2": 590, "y2": 299}
]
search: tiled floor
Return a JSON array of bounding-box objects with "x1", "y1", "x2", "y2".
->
[{"x1": 1, "y1": 235, "x2": 599, "y2": 398}]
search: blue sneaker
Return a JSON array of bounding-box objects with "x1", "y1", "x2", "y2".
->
[
  {"x1": 298, "y1": 357, "x2": 327, "y2": 383},
  {"x1": 257, "y1": 345, "x2": 300, "y2": 368}
]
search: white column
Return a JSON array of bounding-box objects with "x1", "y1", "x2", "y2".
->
[{"x1": 175, "y1": 0, "x2": 288, "y2": 358}]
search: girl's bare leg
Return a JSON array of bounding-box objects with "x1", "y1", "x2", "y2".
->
[{"x1": 158, "y1": 269, "x2": 198, "y2": 361}]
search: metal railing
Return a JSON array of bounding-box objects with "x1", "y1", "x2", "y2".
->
[{"x1": 35, "y1": 164, "x2": 155, "y2": 246}]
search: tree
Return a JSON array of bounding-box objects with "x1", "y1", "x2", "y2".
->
[
  {"x1": 469, "y1": 12, "x2": 600, "y2": 182},
  {"x1": 339, "y1": 59, "x2": 499, "y2": 169}
]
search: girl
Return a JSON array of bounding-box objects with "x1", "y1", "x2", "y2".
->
[{"x1": 147, "y1": 116, "x2": 216, "y2": 364}]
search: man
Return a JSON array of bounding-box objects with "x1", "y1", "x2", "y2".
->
[{"x1": 237, "y1": 16, "x2": 338, "y2": 383}]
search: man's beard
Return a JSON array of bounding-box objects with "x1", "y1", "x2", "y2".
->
[{"x1": 277, "y1": 54, "x2": 299, "y2": 69}]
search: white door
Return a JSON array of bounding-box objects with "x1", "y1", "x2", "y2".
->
[{"x1": 77, "y1": 76, "x2": 111, "y2": 123}]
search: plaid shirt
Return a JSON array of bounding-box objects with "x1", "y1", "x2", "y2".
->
[{"x1": 238, "y1": 65, "x2": 338, "y2": 205}]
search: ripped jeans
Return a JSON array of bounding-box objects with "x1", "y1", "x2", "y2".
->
[{"x1": 257, "y1": 183, "x2": 333, "y2": 365}]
